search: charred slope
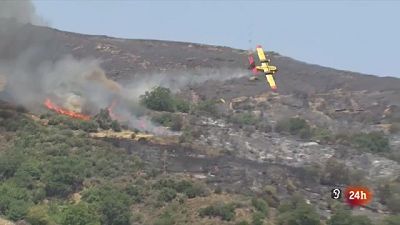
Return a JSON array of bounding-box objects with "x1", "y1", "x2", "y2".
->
[{"x1": 1, "y1": 22, "x2": 399, "y2": 98}]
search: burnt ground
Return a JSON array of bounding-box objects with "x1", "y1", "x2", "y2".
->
[{"x1": 107, "y1": 138, "x2": 390, "y2": 220}]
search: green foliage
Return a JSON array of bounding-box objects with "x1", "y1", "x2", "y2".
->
[
  {"x1": 140, "y1": 86, "x2": 176, "y2": 112},
  {"x1": 351, "y1": 132, "x2": 390, "y2": 153},
  {"x1": 229, "y1": 112, "x2": 260, "y2": 126},
  {"x1": 154, "y1": 211, "x2": 175, "y2": 225},
  {"x1": 26, "y1": 205, "x2": 55, "y2": 225},
  {"x1": 139, "y1": 86, "x2": 191, "y2": 113},
  {"x1": 48, "y1": 115, "x2": 99, "y2": 132},
  {"x1": 93, "y1": 109, "x2": 121, "y2": 131},
  {"x1": 378, "y1": 181, "x2": 400, "y2": 214},
  {"x1": 0, "y1": 182, "x2": 33, "y2": 220},
  {"x1": 320, "y1": 158, "x2": 350, "y2": 185},
  {"x1": 111, "y1": 120, "x2": 122, "y2": 132},
  {"x1": 125, "y1": 185, "x2": 144, "y2": 203},
  {"x1": 61, "y1": 203, "x2": 101, "y2": 225},
  {"x1": 175, "y1": 98, "x2": 190, "y2": 113},
  {"x1": 251, "y1": 211, "x2": 265, "y2": 225},
  {"x1": 199, "y1": 202, "x2": 236, "y2": 221},
  {"x1": 82, "y1": 185, "x2": 132, "y2": 225},
  {"x1": 158, "y1": 187, "x2": 177, "y2": 202},
  {"x1": 275, "y1": 117, "x2": 312, "y2": 139},
  {"x1": 312, "y1": 128, "x2": 334, "y2": 144},
  {"x1": 236, "y1": 221, "x2": 250, "y2": 225},
  {"x1": 381, "y1": 215, "x2": 400, "y2": 225},
  {"x1": 43, "y1": 157, "x2": 86, "y2": 197},
  {"x1": 251, "y1": 198, "x2": 268, "y2": 215},
  {"x1": 194, "y1": 99, "x2": 218, "y2": 117},
  {"x1": 153, "y1": 178, "x2": 208, "y2": 198},
  {"x1": 327, "y1": 208, "x2": 373, "y2": 225},
  {"x1": 0, "y1": 150, "x2": 26, "y2": 180},
  {"x1": 7, "y1": 199, "x2": 32, "y2": 221},
  {"x1": 277, "y1": 195, "x2": 320, "y2": 225},
  {"x1": 151, "y1": 113, "x2": 183, "y2": 131},
  {"x1": 389, "y1": 123, "x2": 400, "y2": 134}
]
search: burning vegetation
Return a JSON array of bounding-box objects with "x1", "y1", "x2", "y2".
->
[{"x1": 44, "y1": 98, "x2": 90, "y2": 121}]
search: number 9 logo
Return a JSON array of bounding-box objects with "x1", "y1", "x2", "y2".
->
[{"x1": 331, "y1": 188, "x2": 342, "y2": 199}]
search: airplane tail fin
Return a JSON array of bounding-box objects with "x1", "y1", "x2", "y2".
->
[{"x1": 248, "y1": 55, "x2": 258, "y2": 75}]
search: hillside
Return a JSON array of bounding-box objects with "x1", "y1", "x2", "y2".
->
[{"x1": 0, "y1": 22, "x2": 399, "y2": 225}]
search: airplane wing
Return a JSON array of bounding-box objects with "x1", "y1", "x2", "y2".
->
[
  {"x1": 266, "y1": 74, "x2": 277, "y2": 91},
  {"x1": 256, "y1": 45, "x2": 267, "y2": 62}
]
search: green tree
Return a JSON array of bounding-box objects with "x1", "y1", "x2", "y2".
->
[
  {"x1": 61, "y1": 203, "x2": 101, "y2": 225},
  {"x1": 140, "y1": 87, "x2": 176, "y2": 112}
]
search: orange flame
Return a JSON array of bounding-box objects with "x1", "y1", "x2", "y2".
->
[
  {"x1": 107, "y1": 99, "x2": 118, "y2": 120},
  {"x1": 44, "y1": 98, "x2": 90, "y2": 120},
  {"x1": 107, "y1": 99, "x2": 128, "y2": 122}
]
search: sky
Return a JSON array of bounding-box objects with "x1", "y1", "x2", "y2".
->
[{"x1": 33, "y1": 0, "x2": 400, "y2": 78}]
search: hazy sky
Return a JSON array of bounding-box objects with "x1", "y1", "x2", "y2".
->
[{"x1": 33, "y1": 0, "x2": 400, "y2": 78}]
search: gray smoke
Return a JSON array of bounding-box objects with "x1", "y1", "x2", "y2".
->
[
  {"x1": 0, "y1": 1, "x2": 248, "y2": 134},
  {"x1": 0, "y1": 0, "x2": 46, "y2": 26}
]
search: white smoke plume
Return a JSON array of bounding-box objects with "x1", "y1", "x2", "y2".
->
[{"x1": 123, "y1": 68, "x2": 248, "y2": 101}]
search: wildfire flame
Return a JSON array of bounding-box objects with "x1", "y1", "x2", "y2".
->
[{"x1": 44, "y1": 98, "x2": 90, "y2": 120}]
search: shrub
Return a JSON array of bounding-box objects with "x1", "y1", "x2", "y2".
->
[
  {"x1": 312, "y1": 128, "x2": 333, "y2": 144},
  {"x1": 93, "y1": 109, "x2": 113, "y2": 130},
  {"x1": 389, "y1": 123, "x2": 400, "y2": 134},
  {"x1": 320, "y1": 158, "x2": 350, "y2": 185},
  {"x1": 194, "y1": 100, "x2": 218, "y2": 117},
  {"x1": 175, "y1": 98, "x2": 190, "y2": 113},
  {"x1": 158, "y1": 188, "x2": 177, "y2": 202},
  {"x1": 275, "y1": 117, "x2": 311, "y2": 139},
  {"x1": 151, "y1": 113, "x2": 183, "y2": 131},
  {"x1": 277, "y1": 194, "x2": 320, "y2": 225},
  {"x1": 229, "y1": 112, "x2": 259, "y2": 126},
  {"x1": 61, "y1": 203, "x2": 101, "y2": 225},
  {"x1": 182, "y1": 182, "x2": 207, "y2": 198},
  {"x1": 0, "y1": 182, "x2": 33, "y2": 220},
  {"x1": 252, "y1": 212, "x2": 265, "y2": 225},
  {"x1": 140, "y1": 86, "x2": 176, "y2": 112},
  {"x1": 251, "y1": 198, "x2": 268, "y2": 215},
  {"x1": 327, "y1": 209, "x2": 373, "y2": 225},
  {"x1": 110, "y1": 120, "x2": 122, "y2": 132},
  {"x1": 154, "y1": 211, "x2": 175, "y2": 225},
  {"x1": 199, "y1": 202, "x2": 236, "y2": 221},
  {"x1": 351, "y1": 132, "x2": 390, "y2": 153},
  {"x1": 26, "y1": 205, "x2": 54, "y2": 225},
  {"x1": 381, "y1": 215, "x2": 400, "y2": 225},
  {"x1": 236, "y1": 221, "x2": 250, "y2": 225},
  {"x1": 82, "y1": 185, "x2": 132, "y2": 225},
  {"x1": 43, "y1": 157, "x2": 86, "y2": 197}
]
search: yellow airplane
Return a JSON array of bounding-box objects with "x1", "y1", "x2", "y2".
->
[{"x1": 248, "y1": 45, "x2": 278, "y2": 91}]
